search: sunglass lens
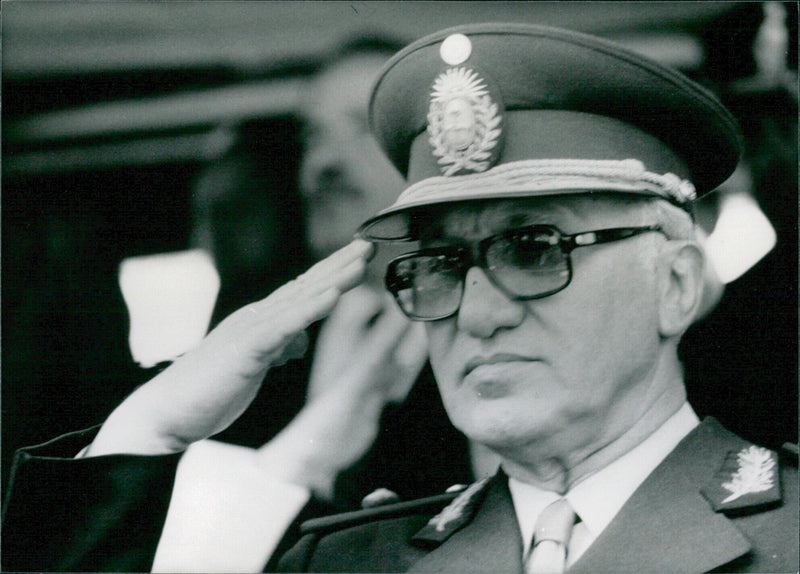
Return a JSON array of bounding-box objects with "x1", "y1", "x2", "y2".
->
[
  {"x1": 486, "y1": 231, "x2": 569, "y2": 297},
  {"x1": 391, "y1": 253, "x2": 464, "y2": 319}
]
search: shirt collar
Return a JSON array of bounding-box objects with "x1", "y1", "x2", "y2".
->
[{"x1": 508, "y1": 403, "x2": 699, "y2": 551}]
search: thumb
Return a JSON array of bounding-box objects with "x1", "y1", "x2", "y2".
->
[{"x1": 271, "y1": 330, "x2": 310, "y2": 367}]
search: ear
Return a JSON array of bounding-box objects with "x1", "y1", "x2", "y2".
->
[{"x1": 656, "y1": 241, "x2": 705, "y2": 338}]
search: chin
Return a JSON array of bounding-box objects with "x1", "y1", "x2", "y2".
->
[
  {"x1": 454, "y1": 404, "x2": 546, "y2": 449},
  {"x1": 467, "y1": 428, "x2": 536, "y2": 452}
]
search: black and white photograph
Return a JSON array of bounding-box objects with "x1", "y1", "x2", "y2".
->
[{"x1": 2, "y1": 2, "x2": 797, "y2": 572}]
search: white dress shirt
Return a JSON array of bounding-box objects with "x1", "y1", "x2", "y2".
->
[{"x1": 508, "y1": 403, "x2": 700, "y2": 566}]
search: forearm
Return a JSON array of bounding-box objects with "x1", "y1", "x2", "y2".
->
[
  {"x1": 1, "y1": 427, "x2": 180, "y2": 572},
  {"x1": 1, "y1": 429, "x2": 313, "y2": 574}
]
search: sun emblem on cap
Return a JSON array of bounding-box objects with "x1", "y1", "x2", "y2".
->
[{"x1": 427, "y1": 67, "x2": 502, "y2": 176}]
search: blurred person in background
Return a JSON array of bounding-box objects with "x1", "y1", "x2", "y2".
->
[{"x1": 190, "y1": 120, "x2": 308, "y2": 328}]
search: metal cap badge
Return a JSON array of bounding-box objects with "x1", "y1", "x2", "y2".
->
[{"x1": 427, "y1": 34, "x2": 504, "y2": 176}]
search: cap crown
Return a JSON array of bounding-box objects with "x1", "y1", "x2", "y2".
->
[{"x1": 362, "y1": 23, "x2": 743, "y2": 241}]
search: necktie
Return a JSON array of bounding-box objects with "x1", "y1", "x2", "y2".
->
[{"x1": 525, "y1": 498, "x2": 576, "y2": 574}]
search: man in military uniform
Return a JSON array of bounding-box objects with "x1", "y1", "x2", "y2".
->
[{"x1": 3, "y1": 23, "x2": 797, "y2": 573}]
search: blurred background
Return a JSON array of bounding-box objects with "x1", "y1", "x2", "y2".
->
[{"x1": 3, "y1": 2, "x2": 797, "y2": 489}]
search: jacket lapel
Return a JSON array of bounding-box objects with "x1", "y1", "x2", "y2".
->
[
  {"x1": 408, "y1": 473, "x2": 523, "y2": 573},
  {"x1": 569, "y1": 418, "x2": 752, "y2": 574}
]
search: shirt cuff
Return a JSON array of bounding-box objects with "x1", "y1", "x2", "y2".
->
[{"x1": 152, "y1": 439, "x2": 310, "y2": 573}]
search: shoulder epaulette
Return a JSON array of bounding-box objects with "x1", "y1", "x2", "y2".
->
[
  {"x1": 300, "y1": 491, "x2": 459, "y2": 536},
  {"x1": 701, "y1": 443, "x2": 782, "y2": 514},
  {"x1": 412, "y1": 477, "x2": 492, "y2": 543}
]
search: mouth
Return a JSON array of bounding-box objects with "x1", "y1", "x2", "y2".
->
[{"x1": 462, "y1": 353, "x2": 538, "y2": 378}]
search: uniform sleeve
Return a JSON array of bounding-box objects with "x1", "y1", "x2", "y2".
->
[
  {"x1": 1, "y1": 427, "x2": 181, "y2": 572},
  {"x1": 274, "y1": 532, "x2": 319, "y2": 572}
]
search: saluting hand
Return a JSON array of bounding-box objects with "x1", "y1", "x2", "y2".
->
[
  {"x1": 256, "y1": 285, "x2": 427, "y2": 499},
  {"x1": 88, "y1": 240, "x2": 374, "y2": 457},
  {"x1": 308, "y1": 283, "x2": 427, "y2": 404}
]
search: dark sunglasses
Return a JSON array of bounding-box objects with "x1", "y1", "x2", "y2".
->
[{"x1": 385, "y1": 224, "x2": 664, "y2": 320}]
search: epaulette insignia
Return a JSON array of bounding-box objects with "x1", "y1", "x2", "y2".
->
[
  {"x1": 701, "y1": 445, "x2": 781, "y2": 514},
  {"x1": 412, "y1": 477, "x2": 491, "y2": 544}
]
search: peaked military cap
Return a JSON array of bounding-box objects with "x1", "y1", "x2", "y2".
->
[{"x1": 359, "y1": 22, "x2": 743, "y2": 241}]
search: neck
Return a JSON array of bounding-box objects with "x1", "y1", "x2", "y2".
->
[{"x1": 498, "y1": 350, "x2": 687, "y2": 493}]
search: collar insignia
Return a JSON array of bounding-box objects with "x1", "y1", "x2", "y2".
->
[
  {"x1": 413, "y1": 477, "x2": 491, "y2": 544},
  {"x1": 427, "y1": 67, "x2": 503, "y2": 176},
  {"x1": 701, "y1": 445, "x2": 781, "y2": 514}
]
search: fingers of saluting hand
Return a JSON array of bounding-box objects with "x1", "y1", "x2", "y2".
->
[
  {"x1": 212, "y1": 239, "x2": 374, "y2": 367},
  {"x1": 263, "y1": 239, "x2": 373, "y2": 306},
  {"x1": 342, "y1": 299, "x2": 425, "y2": 395},
  {"x1": 107, "y1": 240, "x2": 374, "y2": 452}
]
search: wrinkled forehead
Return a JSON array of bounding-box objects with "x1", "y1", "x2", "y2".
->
[{"x1": 417, "y1": 194, "x2": 639, "y2": 243}]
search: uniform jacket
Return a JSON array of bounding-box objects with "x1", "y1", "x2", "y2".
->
[
  {"x1": 278, "y1": 418, "x2": 798, "y2": 573},
  {"x1": 2, "y1": 418, "x2": 797, "y2": 573}
]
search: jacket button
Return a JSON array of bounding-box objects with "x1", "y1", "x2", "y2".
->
[{"x1": 361, "y1": 488, "x2": 401, "y2": 508}]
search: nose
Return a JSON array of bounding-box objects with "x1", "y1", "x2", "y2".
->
[{"x1": 456, "y1": 266, "x2": 525, "y2": 338}]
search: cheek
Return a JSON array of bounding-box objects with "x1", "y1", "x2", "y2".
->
[
  {"x1": 572, "y1": 247, "x2": 657, "y2": 325},
  {"x1": 425, "y1": 321, "x2": 459, "y2": 385},
  {"x1": 425, "y1": 320, "x2": 450, "y2": 358},
  {"x1": 605, "y1": 259, "x2": 658, "y2": 342},
  {"x1": 565, "y1": 255, "x2": 660, "y2": 387},
  {"x1": 548, "y1": 246, "x2": 649, "y2": 335}
]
